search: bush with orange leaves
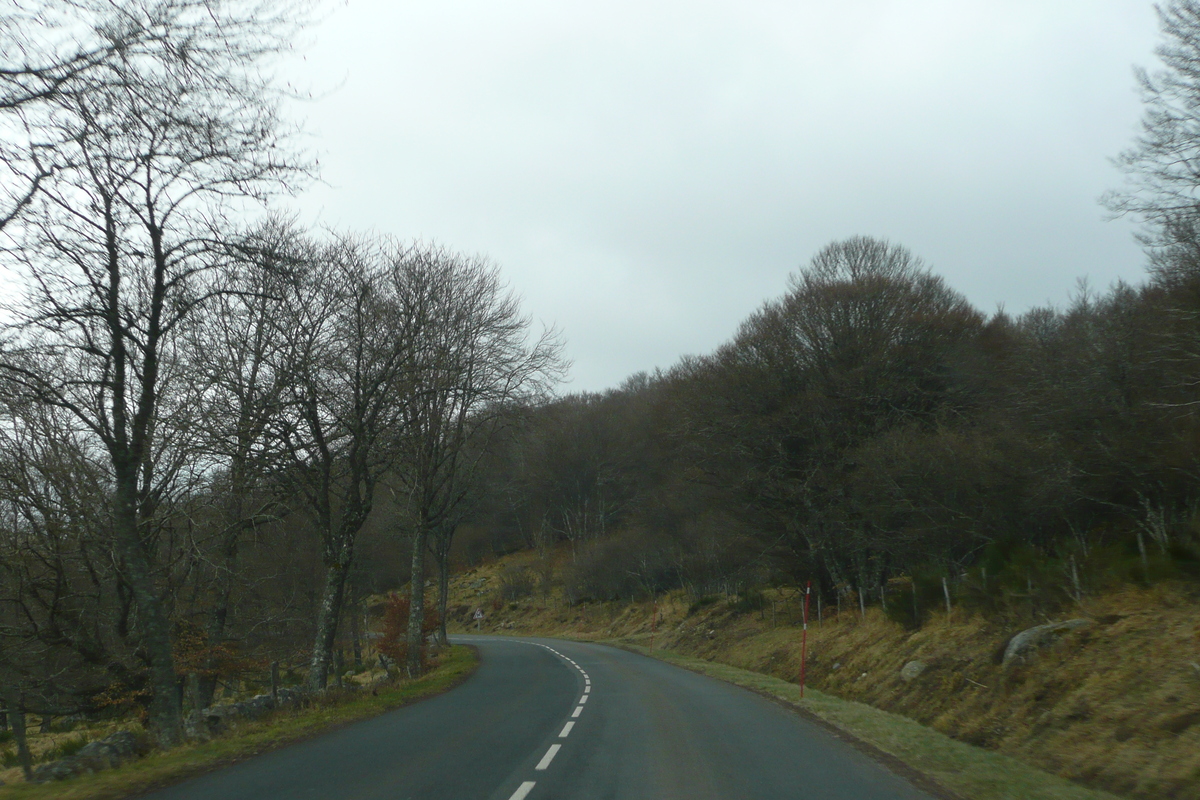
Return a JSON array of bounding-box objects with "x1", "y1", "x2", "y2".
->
[{"x1": 377, "y1": 591, "x2": 440, "y2": 674}]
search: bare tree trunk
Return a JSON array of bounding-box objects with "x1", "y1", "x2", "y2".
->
[
  {"x1": 114, "y1": 480, "x2": 183, "y2": 747},
  {"x1": 912, "y1": 579, "x2": 919, "y2": 625},
  {"x1": 436, "y1": 554, "x2": 451, "y2": 646},
  {"x1": 1136, "y1": 529, "x2": 1150, "y2": 580},
  {"x1": 350, "y1": 600, "x2": 364, "y2": 670},
  {"x1": 307, "y1": 562, "x2": 347, "y2": 691},
  {"x1": 406, "y1": 526, "x2": 429, "y2": 677},
  {"x1": 4, "y1": 689, "x2": 32, "y2": 781},
  {"x1": 197, "y1": 532, "x2": 238, "y2": 709},
  {"x1": 434, "y1": 526, "x2": 454, "y2": 646}
]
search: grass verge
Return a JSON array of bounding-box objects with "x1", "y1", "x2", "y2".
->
[
  {"x1": 613, "y1": 642, "x2": 1126, "y2": 800},
  {"x1": 0, "y1": 645, "x2": 479, "y2": 800}
]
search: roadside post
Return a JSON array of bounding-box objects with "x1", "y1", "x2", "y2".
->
[
  {"x1": 474, "y1": 608, "x2": 484, "y2": 632},
  {"x1": 800, "y1": 581, "x2": 812, "y2": 698},
  {"x1": 650, "y1": 596, "x2": 658, "y2": 650}
]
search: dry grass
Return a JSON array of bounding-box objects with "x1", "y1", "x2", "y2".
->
[{"x1": 447, "y1": 552, "x2": 1200, "y2": 800}]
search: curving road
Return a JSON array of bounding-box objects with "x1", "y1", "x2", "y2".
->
[{"x1": 142, "y1": 636, "x2": 936, "y2": 800}]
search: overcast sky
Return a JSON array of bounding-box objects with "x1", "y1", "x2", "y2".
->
[{"x1": 287, "y1": 1, "x2": 1162, "y2": 393}]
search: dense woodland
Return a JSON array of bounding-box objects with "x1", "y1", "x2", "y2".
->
[
  {"x1": 3, "y1": 0, "x2": 1200, "y2": 763},
  {"x1": 463, "y1": 236, "x2": 1200, "y2": 616}
]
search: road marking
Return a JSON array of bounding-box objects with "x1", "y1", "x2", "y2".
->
[
  {"x1": 514, "y1": 640, "x2": 594, "y2": 787},
  {"x1": 536, "y1": 744, "x2": 561, "y2": 771},
  {"x1": 509, "y1": 781, "x2": 536, "y2": 800}
]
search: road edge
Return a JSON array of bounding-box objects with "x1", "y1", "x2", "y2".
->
[{"x1": 601, "y1": 641, "x2": 963, "y2": 800}]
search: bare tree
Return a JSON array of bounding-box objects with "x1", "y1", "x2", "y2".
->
[
  {"x1": 178, "y1": 219, "x2": 301, "y2": 707},
  {"x1": 0, "y1": 0, "x2": 310, "y2": 745},
  {"x1": 1107, "y1": 1, "x2": 1200, "y2": 262},
  {"x1": 272, "y1": 235, "x2": 418, "y2": 691},
  {"x1": 0, "y1": 395, "x2": 134, "y2": 724},
  {"x1": 389, "y1": 245, "x2": 565, "y2": 675},
  {"x1": 0, "y1": 1, "x2": 153, "y2": 228}
]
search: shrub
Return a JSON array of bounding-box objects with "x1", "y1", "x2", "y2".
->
[
  {"x1": 48, "y1": 718, "x2": 79, "y2": 733},
  {"x1": 42, "y1": 733, "x2": 89, "y2": 762},
  {"x1": 563, "y1": 531, "x2": 681, "y2": 603},
  {"x1": 377, "y1": 592, "x2": 440, "y2": 673},
  {"x1": 729, "y1": 588, "x2": 766, "y2": 613},
  {"x1": 498, "y1": 566, "x2": 535, "y2": 600},
  {"x1": 884, "y1": 571, "x2": 949, "y2": 629},
  {"x1": 687, "y1": 595, "x2": 719, "y2": 616}
]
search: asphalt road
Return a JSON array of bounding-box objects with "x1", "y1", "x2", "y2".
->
[{"x1": 143, "y1": 636, "x2": 935, "y2": 800}]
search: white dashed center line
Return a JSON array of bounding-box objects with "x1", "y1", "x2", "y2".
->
[
  {"x1": 512, "y1": 641, "x2": 595, "y2": 798},
  {"x1": 536, "y1": 744, "x2": 561, "y2": 771},
  {"x1": 509, "y1": 781, "x2": 537, "y2": 800}
]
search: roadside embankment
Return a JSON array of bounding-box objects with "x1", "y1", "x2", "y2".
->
[{"x1": 446, "y1": 552, "x2": 1200, "y2": 800}]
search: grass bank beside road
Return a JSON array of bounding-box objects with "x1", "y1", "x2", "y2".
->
[
  {"x1": 0, "y1": 645, "x2": 478, "y2": 800},
  {"x1": 448, "y1": 551, "x2": 1196, "y2": 799},
  {"x1": 622, "y1": 644, "x2": 1124, "y2": 800}
]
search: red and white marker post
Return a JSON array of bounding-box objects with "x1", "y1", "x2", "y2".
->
[{"x1": 800, "y1": 581, "x2": 812, "y2": 698}]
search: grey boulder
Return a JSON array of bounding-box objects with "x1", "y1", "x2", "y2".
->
[
  {"x1": 32, "y1": 730, "x2": 145, "y2": 783},
  {"x1": 1002, "y1": 619, "x2": 1093, "y2": 666}
]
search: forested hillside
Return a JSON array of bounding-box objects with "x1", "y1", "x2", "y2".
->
[{"x1": 458, "y1": 237, "x2": 1200, "y2": 623}]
